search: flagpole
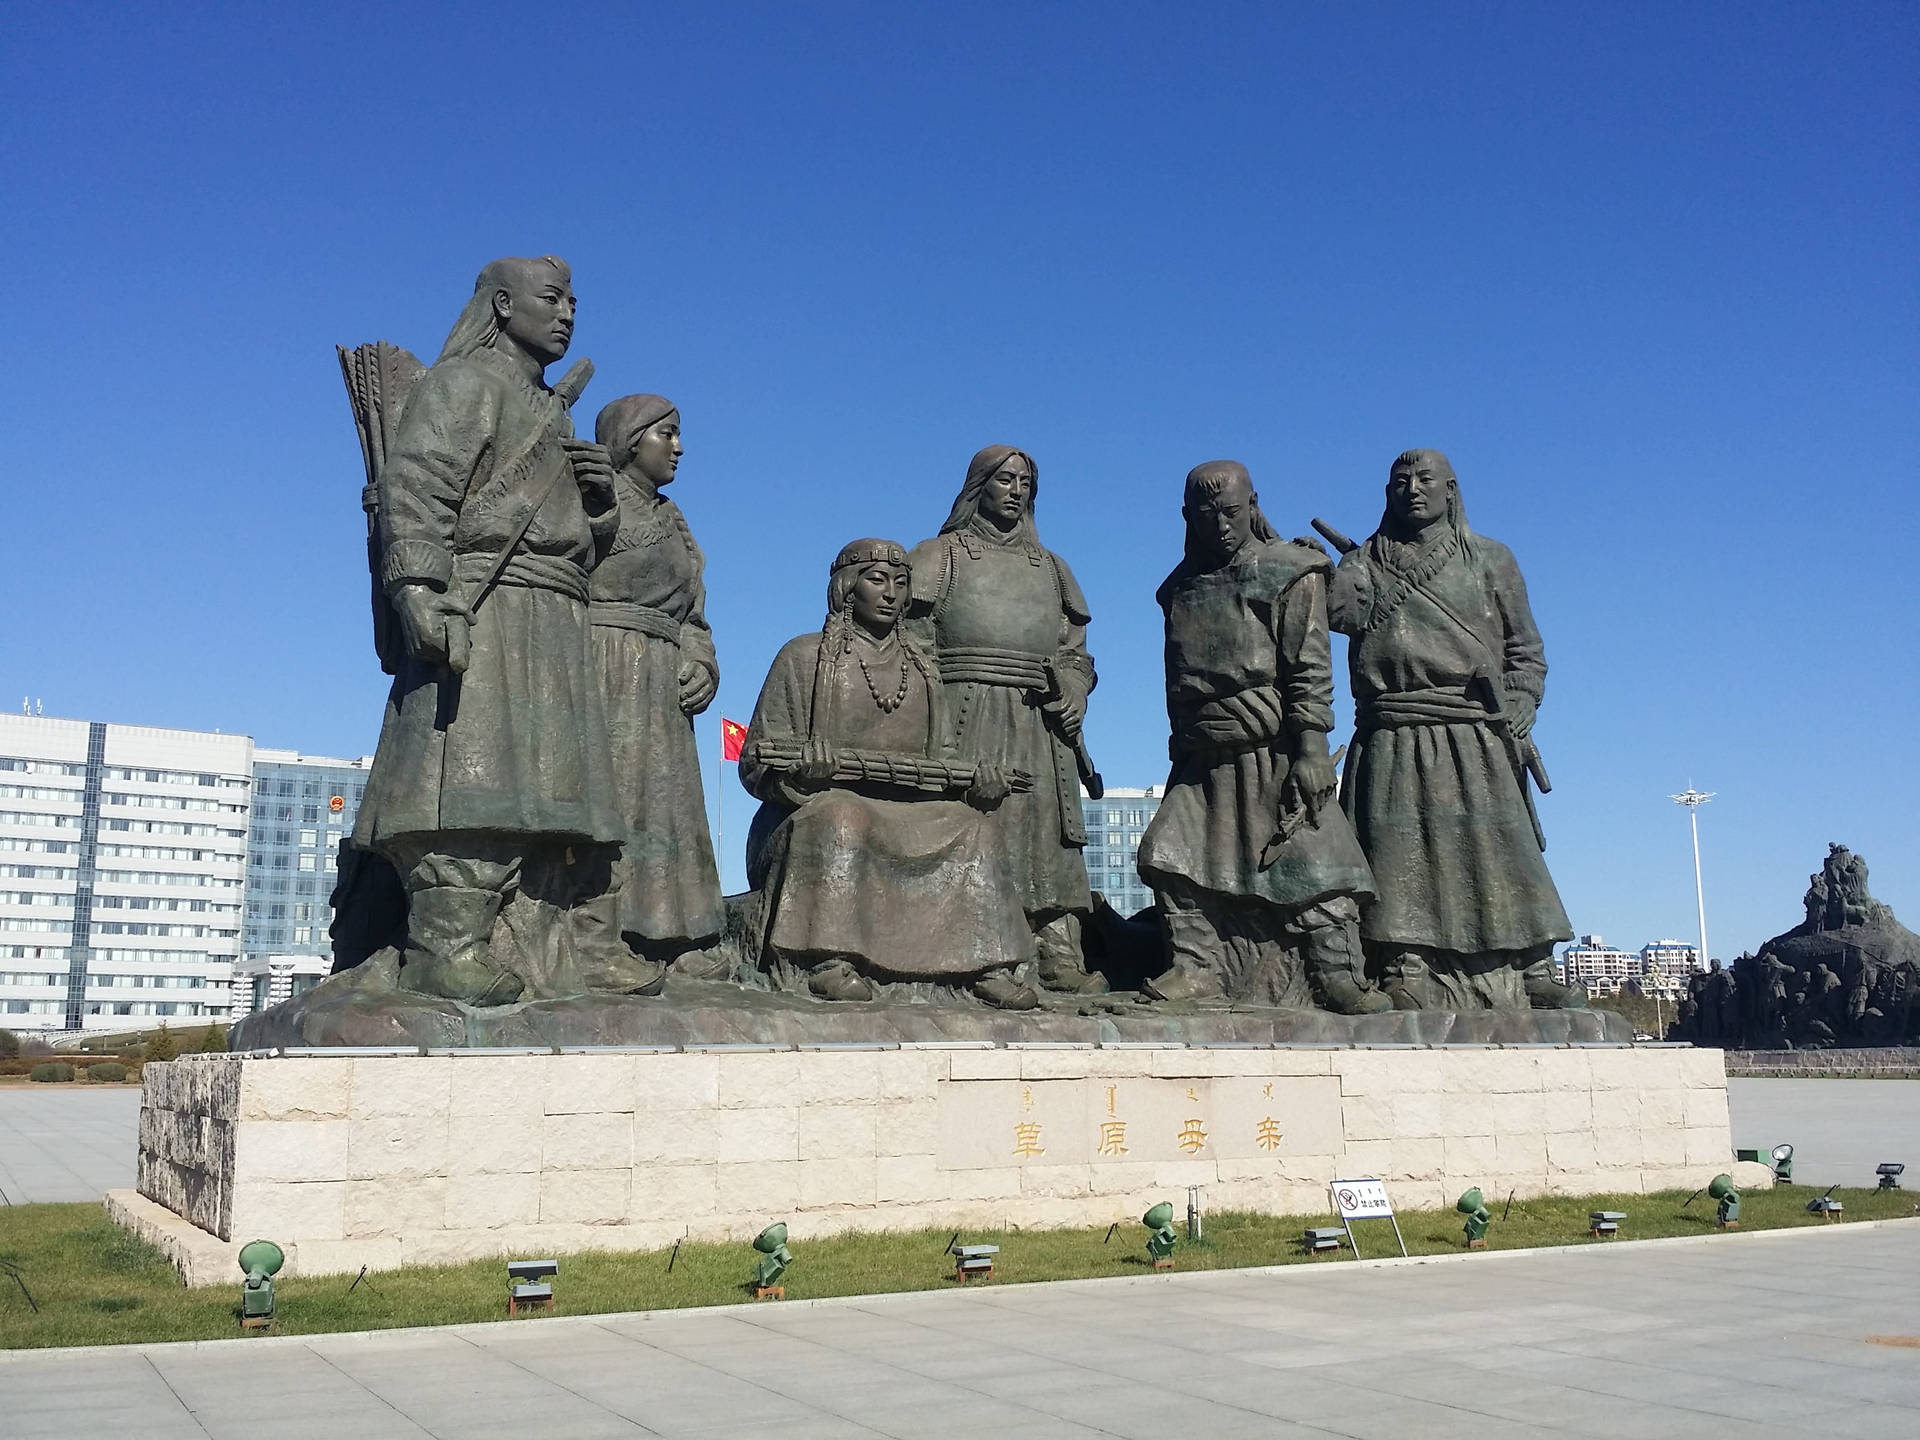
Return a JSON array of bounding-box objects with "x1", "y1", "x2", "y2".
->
[{"x1": 715, "y1": 718, "x2": 723, "y2": 876}]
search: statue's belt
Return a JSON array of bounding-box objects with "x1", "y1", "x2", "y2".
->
[
  {"x1": 1356, "y1": 686, "x2": 1493, "y2": 730},
  {"x1": 936, "y1": 647, "x2": 1050, "y2": 689},
  {"x1": 587, "y1": 601, "x2": 681, "y2": 642},
  {"x1": 452, "y1": 551, "x2": 588, "y2": 602}
]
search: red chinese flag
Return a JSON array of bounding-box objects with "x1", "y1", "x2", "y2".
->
[{"x1": 720, "y1": 718, "x2": 748, "y2": 763}]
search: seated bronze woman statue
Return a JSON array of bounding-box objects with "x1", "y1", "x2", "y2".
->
[{"x1": 739, "y1": 539, "x2": 1038, "y2": 1009}]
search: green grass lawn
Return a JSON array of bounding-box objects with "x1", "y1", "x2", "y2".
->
[{"x1": 4, "y1": 1185, "x2": 1916, "y2": 1350}]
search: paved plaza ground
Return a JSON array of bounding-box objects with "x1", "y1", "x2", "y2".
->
[
  {"x1": 2, "y1": 1219, "x2": 1916, "y2": 1438},
  {"x1": 0, "y1": 1088, "x2": 140, "y2": 1205}
]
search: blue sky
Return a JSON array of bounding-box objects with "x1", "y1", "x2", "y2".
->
[{"x1": 3, "y1": 3, "x2": 1914, "y2": 957}]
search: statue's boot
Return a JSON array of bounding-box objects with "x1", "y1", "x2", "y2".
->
[
  {"x1": 974, "y1": 969, "x2": 1040, "y2": 1011},
  {"x1": 1302, "y1": 920, "x2": 1392, "y2": 1015},
  {"x1": 809, "y1": 959, "x2": 875, "y2": 1003},
  {"x1": 1520, "y1": 958, "x2": 1587, "y2": 1009},
  {"x1": 1381, "y1": 952, "x2": 1439, "y2": 1011},
  {"x1": 1143, "y1": 961, "x2": 1226, "y2": 1004},
  {"x1": 1034, "y1": 912, "x2": 1108, "y2": 995},
  {"x1": 402, "y1": 884, "x2": 523, "y2": 1005},
  {"x1": 577, "y1": 951, "x2": 667, "y2": 997}
]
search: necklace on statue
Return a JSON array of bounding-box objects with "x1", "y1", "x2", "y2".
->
[{"x1": 858, "y1": 649, "x2": 910, "y2": 714}]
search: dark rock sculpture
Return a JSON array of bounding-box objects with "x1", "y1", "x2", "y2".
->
[
  {"x1": 1677, "y1": 844, "x2": 1919, "y2": 1048},
  {"x1": 738, "y1": 540, "x2": 1039, "y2": 1009},
  {"x1": 589, "y1": 394, "x2": 726, "y2": 975},
  {"x1": 1322, "y1": 449, "x2": 1579, "y2": 1011},
  {"x1": 908, "y1": 445, "x2": 1106, "y2": 996},
  {"x1": 1136, "y1": 462, "x2": 1389, "y2": 1012}
]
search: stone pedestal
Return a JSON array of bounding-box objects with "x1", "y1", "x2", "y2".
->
[{"x1": 120, "y1": 1042, "x2": 1741, "y2": 1286}]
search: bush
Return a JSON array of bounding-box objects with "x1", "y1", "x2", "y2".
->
[
  {"x1": 86, "y1": 1062, "x2": 128, "y2": 1082},
  {"x1": 0, "y1": 1027, "x2": 18, "y2": 1059},
  {"x1": 197, "y1": 1024, "x2": 226, "y2": 1053},
  {"x1": 143, "y1": 1023, "x2": 178, "y2": 1063},
  {"x1": 30, "y1": 1062, "x2": 75, "y2": 1082}
]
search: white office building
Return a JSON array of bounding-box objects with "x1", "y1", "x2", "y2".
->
[
  {"x1": 1557, "y1": 934, "x2": 1640, "y2": 998},
  {"x1": 1638, "y1": 938, "x2": 1702, "y2": 999},
  {"x1": 0, "y1": 714, "x2": 248, "y2": 1034},
  {"x1": 242, "y1": 748, "x2": 373, "y2": 957},
  {"x1": 229, "y1": 951, "x2": 332, "y2": 1019},
  {"x1": 1080, "y1": 785, "x2": 1163, "y2": 917}
]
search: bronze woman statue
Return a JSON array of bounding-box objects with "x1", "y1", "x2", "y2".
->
[
  {"x1": 740, "y1": 540, "x2": 1037, "y2": 1009},
  {"x1": 1327, "y1": 449, "x2": 1576, "y2": 1009},
  {"x1": 588, "y1": 394, "x2": 725, "y2": 975},
  {"x1": 908, "y1": 446, "x2": 1104, "y2": 994}
]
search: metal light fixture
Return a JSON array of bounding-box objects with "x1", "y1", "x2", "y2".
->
[
  {"x1": 1143, "y1": 1202, "x2": 1179, "y2": 1269},
  {"x1": 1708, "y1": 1173, "x2": 1740, "y2": 1228},
  {"x1": 1456, "y1": 1188, "x2": 1491, "y2": 1249},
  {"x1": 1806, "y1": 1185, "x2": 1844, "y2": 1220},
  {"x1": 751, "y1": 1223, "x2": 792, "y2": 1298},
  {"x1": 1877, "y1": 1163, "x2": 1904, "y2": 1191},
  {"x1": 507, "y1": 1258, "x2": 556, "y2": 1315},
  {"x1": 953, "y1": 1244, "x2": 998, "y2": 1282},
  {"x1": 1304, "y1": 1226, "x2": 1344, "y2": 1256},
  {"x1": 1770, "y1": 1143, "x2": 1794, "y2": 1183},
  {"x1": 1588, "y1": 1210, "x2": 1626, "y2": 1239},
  {"x1": 237, "y1": 1239, "x2": 284, "y2": 1330}
]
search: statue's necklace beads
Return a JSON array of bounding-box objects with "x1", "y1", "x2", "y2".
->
[{"x1": 858, "y1": 649, "x2": 911, "y2": 715}]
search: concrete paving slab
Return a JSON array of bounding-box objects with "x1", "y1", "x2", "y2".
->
[{"x1": 0, "y1": 1088, "x2": 140, "y2": 1202}]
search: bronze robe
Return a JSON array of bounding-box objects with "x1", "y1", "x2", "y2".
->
[
  {"x1": 907, "y1": 522, "x2": 1092, "y2": 920},
  {"x1": 740, "y1": 631, "x2": 1032, "y2": 981},
  {"x1": 354, "y1": 346, "x2": 619, "y2": 850},
  {"x1": 589, "y1": 478, "x2": 723, "y2": 947},
  {"x1": 1329, "y1": 527, "x2": 1571, "y2": 957},
  {"x1": 1139, "y1": 539, "x2": 1374, "y2": 911}
]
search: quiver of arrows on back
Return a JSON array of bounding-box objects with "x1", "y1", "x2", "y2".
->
[{"x1": 337, "y1": 342, "x2": 427, "y2": 674}]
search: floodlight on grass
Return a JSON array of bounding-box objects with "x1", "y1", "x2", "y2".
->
[
  {"x1": 1304, "y1": 1227, "x2": 1344, "y2": 1257},
  {"x1": 237, "y1": 1239, "x2": 284, "y2": 1330},
  {"x1": 1805, "y1": 1185, "x2": 1843, "y2": 1220},
  {"x1": 507, "y1": 1258, "x2": 557, "y2": 1315},
  {"x1": 1770, "y1": 1143, "x2": 1794, "y2": 1183},
  {"x1": 1876, "y1": 1163, "x2": 1904, "y2": 1191},
  {"x1": 1588, "y1": 1210, "x2": 1626, "y2": 1239},
  {"x1": 750, "y1": 1223, "x2": 791, "y2": 1298},
  {"x1": 1707, "y1": 1173, "x2": 1740, "y2": 1228},
  {"x1": 953, "y1": 1244, "x2": 998, "y2": 1282},
  {"x1": 1143, "y1": 1202, "x2": 1179, "y2": 1269},
  {"x1": 1456, "y1": 1188, "x2": 1491, "y2": 1249}
]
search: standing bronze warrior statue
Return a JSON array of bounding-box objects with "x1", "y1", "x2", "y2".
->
[
  {"x1": 588, "y1": 394, "x2": 726, "y2": 979},
  {"x1": 343, "y1": 257, "x2": 659, "y2": 1004},
  {"x1": 907, "y1": 446, "x2": 1106, "y2": 996},
  {"x1": 1136, "y1": 462, "x2": 1389, "y2": 1013},
  {"x1": 1322, "y1": 449, "x2": 1579, "y2": 1010}
]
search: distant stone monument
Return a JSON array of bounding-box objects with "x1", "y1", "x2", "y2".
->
[{"x1": 1677, "y1": 844, "x2": 1919, "y2": 1048}]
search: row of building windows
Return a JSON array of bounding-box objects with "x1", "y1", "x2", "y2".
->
[
  {"x1": 251, "y1": 852, "x2": 338, "y2": 873},
  {"x1": 252, "y1": 828, "x2": 344, "y2": 850},
  {"x1": 0, "y1": 758, "x2": 84, "y2": 776},
  {"x1": 0, "y1": 783, "x2": 81, "y2": 802},
  {"x1": 105, "y1": 766, "x2": 247, "y2": 789},
  {"x1": 2, "y1": 999, "x2": 211, "y2": 1017},
  {"x1": 1, "y1": 838, "x2": 77, "y2": 854},
  {"x1": 0, "y1": 972, "x2": 63, "y2": 986},
  {"x1": 97, "y1": 843, "x2": 240, "y2": 863},
  {"x1": 97, "y1": 870, "x2": 241, "y2": 889},
  {"x1": 2, "y1": 945, "x2": 68, "y2": 960},
  {"x1": 255, "y1": 778, "x2": 364, "y2": 800},
  {"x1": 0, "y1": 863, "x2": 77, "y2": 880},
  {"x1": 86, "y1": 974, "x2": 209, "y2": 989},
  {"x1": 102, "y1": 792, "x2": 249, "y2": 814}
]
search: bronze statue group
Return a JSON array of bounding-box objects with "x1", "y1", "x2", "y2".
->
[{"x1": 336, "y1": 257, "x2": 1581, "y2": 1018}]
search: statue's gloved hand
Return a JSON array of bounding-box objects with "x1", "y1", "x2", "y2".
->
[
  {"x1": 393, "y1": 583, "x2": 471, "y2": 673},
  {"x1": 561, "y1": 438, "x2": 618, "y2": 516},
  {"x1": 1283, "y1": 732, "x2": 1338, "y2": 824},
  {"x1": 677, "y1": 660, "x2": 717, "y2": 716},
  {"x1": 966, "y1": 759, "x2": 1012, "y2": 811},
  {"x1": 1190, "y1": 686, "x2": 1287, "y2": 747},
  {"x1": 1291, "y1": 534, "x2": 1328, "y2": 556},
  {"x1": 1504, "y1": 690, "x2": 1538, "y2": 743},
  {"x1": 1042, "y1": 689, "x2": 1085, "y2": 740}
]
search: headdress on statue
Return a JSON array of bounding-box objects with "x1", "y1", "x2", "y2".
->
[
  {"x1": 595, "y1": 393, "x2": 678, "y2": 470},
  {"x1": 437, "y1": 255, "x2": 572, "y2": 364},
  {"x1": 826, "y1": 539, "x2": 911, "y2": 616}
]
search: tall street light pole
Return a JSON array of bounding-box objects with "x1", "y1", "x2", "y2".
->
[{"x1": 1670, "y1": 788, "x2": 1714, "y2": 970}]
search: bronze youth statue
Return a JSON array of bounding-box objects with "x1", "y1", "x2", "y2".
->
[
  {"x1": 740, "y1": 540, "x2": 1038, "y2": 1009},
  {"x1": 908, "y1": 446, "x2": 1105, "y2": 995},
  {"x1": 1323, "y1": 449, "x2": 1578, "y2": 1010},
  {"x1": 1136, "y1": 462, "x2": 1388, "y2": 1012},
  {"x1": 588, "y1": 394, "x2": 726, "y2": 977},
  {"x1": 347, "y1": 257, "x2": 658, "y2": 1004}
]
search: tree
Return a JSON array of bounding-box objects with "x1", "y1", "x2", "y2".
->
[
  {"x1": 0, "y1": 1027, "x2": 18, "y2": 1059},
  {"x1": 197, "y1": 1024, "x2": 226, "y2": 1053},
  {"x1": 144, "y1": 1022, "x2": 179, "y2": 1062}
]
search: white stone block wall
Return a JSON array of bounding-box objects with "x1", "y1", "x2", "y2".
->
[{"x1": 129, "y1": 1043, "x2": 1739, "y2": 1283}]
